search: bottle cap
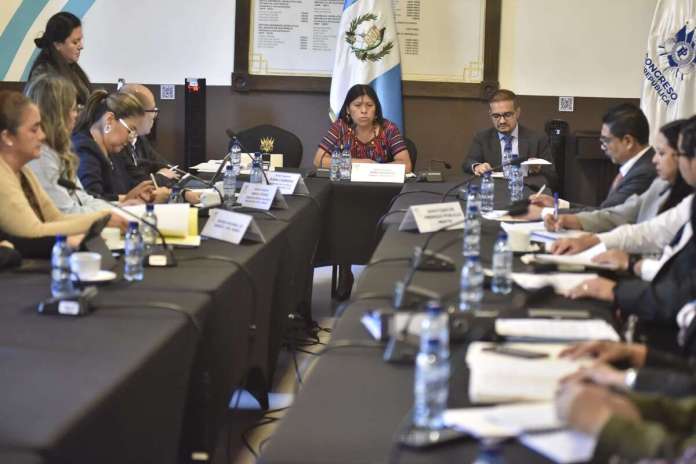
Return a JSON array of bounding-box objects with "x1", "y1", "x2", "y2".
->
[
  {"x1": 226, "y1": 164, "x2": 233, "y2": 170},
  {"x1": 467, "y1": 255, "x2": 480, "y2": 262},
  {"x1": 425, "y1": 300, "x2": 442, "y2": 315},
  {"x1": 128, "y1": 221, "x2": 139, "y2": 229},
  {"x1": 497, "y1": 231, "x2": 508, "y2": 240},
  {"x1": 468, "y1": 184, "x2": 479, "y2": 193},
  {"x1": 468, "y1": 205, "x2": 478, "y2": 213},
  {"x1": 146, "y1": 203, "x2": 154, "y2": 212},
  {"x1": 427, "y1": 339, "x2": 440, "y2": 348},
  {"x1": 55, "y1": 234, "x2": 66, "y2": 242}
]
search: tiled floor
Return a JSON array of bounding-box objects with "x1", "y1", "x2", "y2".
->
[{"x1": 211, "y1": 265, "x2": 362, "y2": 464}]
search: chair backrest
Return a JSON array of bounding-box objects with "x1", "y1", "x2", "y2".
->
[
  {"x1": 228, "y1": 124, "x2": 304, "y2": 168},
  {"x1": 403, "y1": 137, "x2": 418, "y2": 169}
]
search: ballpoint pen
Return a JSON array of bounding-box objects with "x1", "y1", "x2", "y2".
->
[{"x1": 534, "y1": 184, "x2": 546, "y2": 199}]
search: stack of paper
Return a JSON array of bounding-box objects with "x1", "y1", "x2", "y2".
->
[
  {"x1": 495, "y1": 319, "x2": 620, "y2": 342},
  {"x1": 532, "y1": 243, "x2": 617, "y2": 269},
  {"x1": 511, "y1": 272, "x2": 598, "y2": 294},
  {"x1": 107, "y1": 204, "x2": 201, "y2": 249},
  {"x1": 466, "y1": 342, "x2": 588, "y2": 403},
  {"x1": 519, "y1": 431, "x2": 596, "y2": 463},
  {"x1": 443, "y1": 402, "x2": 563, "y2": 438}
]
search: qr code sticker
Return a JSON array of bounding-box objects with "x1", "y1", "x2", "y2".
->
[
  {"x1": 160, "y1": 84, "x2": 175, "y2": 100},
  {"x1": 559, "y1": 96, "x2": 574, "y2": 112}
]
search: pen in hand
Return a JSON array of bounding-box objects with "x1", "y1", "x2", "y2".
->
[{"x1": 534, "y1": 184, "x2": 547, "y2": 199}]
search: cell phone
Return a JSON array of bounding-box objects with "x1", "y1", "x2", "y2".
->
[
  {"x1": 397, "y1": 426, "x2": 468, "y2": 449},
  {"x1": 482, "y1": 345, "x2": 549, "y2": 359}
]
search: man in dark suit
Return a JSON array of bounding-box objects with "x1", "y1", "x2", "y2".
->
[
  {"x1": 462, "y1": 89, "x2": 558, "y2": 189},
  {"x1": 535, "y1": 103, "x2": 656, "y2": 210}
]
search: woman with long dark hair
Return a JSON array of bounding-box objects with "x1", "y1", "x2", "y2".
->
[
  {"x1": 314, "y1": 84, "x2": 411, "y2": 173},
  {"x1": 26, "y1": 12, "x2": 91, "y2": 107}
]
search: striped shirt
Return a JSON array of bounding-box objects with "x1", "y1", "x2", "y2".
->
[{"x1": 319, "y1": 119, "x2": 407, "y2": 163}]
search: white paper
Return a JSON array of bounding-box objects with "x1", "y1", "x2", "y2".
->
[
  {"x1": 240, "y1": 153, "x2": 284, "y2": 169},
  {"x1": 113, "y1": 203, "x2": 190, "y2": 237},
  {"x1": 522, "y1": 158, "x2": 552, "y2": 166},
  {"x1": 481, "y1": 210, "x2": 509, "y2": 220},
  {"x1": 398, "y1": 202, "x2": 465, "y2": 233},
  {"x1": 530, "y1": 229, "x2": 586, "y2": 244},
  {"x1": 350, "y1": 163, "x2": 405, "y2": 184},
  {"x1": 466, "y1": 342, "x2": 587, "y2": 403},
  {"x1": 200, "y1": 209, "x2": 264, "y2": 244},
  {"x1": 500, "y1": 221, "x2": 546, "y2": 234},
  {"x1": 495, "y1": 319, "x2": 620, "y2": 342},
  {"x1": 511, "y1": 273, "x2": 599, "y2": 295},
  {"x1": 444, "y1": 402, "x2": 563, "y2": 438},
  {"x1": 266, "y1": 171, "x2": 309, "y2": 195},
  {"x1": 534, "y1": 243, "x2": 616, "y2": 269},
  {"x1": 519, "y1": 430, "x2": 596, "y2": 464},
  {"x1": 238, "y1": 183, "x2": 279, "y2": 211}
]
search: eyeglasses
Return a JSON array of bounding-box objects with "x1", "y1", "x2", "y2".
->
[
  {"x1": 144, "y1": 108, "x2": 159, "y2": 114},
  {"x1": 118, "y1": 118, "x2": 136, "y2": 138},
  {"x1": 490, "y1": 112, "x2": 515, "y2": 120},
  {"x1": 599, "y1": 135, "x2": 615, "y2": 147}
]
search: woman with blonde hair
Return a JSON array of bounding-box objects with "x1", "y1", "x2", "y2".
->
[
  {"x1": 25, "y1": 75, "x2": 127, "y2": 231},
  {"x1": 0, "y1": 90, "x2": 108, "y2": 242}
]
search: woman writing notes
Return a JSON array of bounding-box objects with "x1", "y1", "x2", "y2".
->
[{"x1": 314, "y1": 84, "x2": 412, "y2": 174}]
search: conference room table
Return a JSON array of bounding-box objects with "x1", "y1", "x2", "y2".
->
[{"x1": 260, "y1": 177, "x2": 620, "y2": 464}]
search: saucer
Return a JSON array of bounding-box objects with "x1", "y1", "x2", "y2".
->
[{"x1": 71, "y1": 270, "x2": 117, "y2": 284}]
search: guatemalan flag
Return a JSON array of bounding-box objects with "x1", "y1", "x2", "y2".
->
[
  {"x1": 640, "y1": 0, "x2": 696, "y2": 141},
  {"x1": 329, "y1": 0, "x2": 404, "y2": 133}
]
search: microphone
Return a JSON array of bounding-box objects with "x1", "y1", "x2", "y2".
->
[
  {"x1": 416, "y1": 159, "x2": 453, "y2": 183},
  {"x1": 57, "y1": 178, "x2": 177, "y2": 267}
]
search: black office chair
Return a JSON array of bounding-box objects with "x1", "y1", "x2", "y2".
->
[
  {"x1": 403, "y1": 137, "x2": 418, "y2": 170},
  {"x1": 227, "y1": 124, "x2": 304, "y2": 168}
]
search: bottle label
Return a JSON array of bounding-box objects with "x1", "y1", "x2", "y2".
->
[{"x1": 58, "y1": 300, "x2": 80, "y2": 316}]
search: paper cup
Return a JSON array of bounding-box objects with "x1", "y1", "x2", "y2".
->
[{"x1": 508, "y1": 229, "x2": 531, "y2": 252}]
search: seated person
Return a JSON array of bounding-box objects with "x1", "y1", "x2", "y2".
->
[
  {"x1": 556, "y1": 380, "x2": 696, "y2": 462},
  {"x1": 462, "y1": 88, "x2": 558, "y2": 190},
  {"x1": 117, "y1": 83, "x2": 178, "y2": 186},
  {"x1": 72, "y1": 90, "x2": 154, "y2": 202},
  {"x1": 0, "y1": 90, "x2": 109, "y2": 241},
  {"x1": 24, "y1": 75, "x2": 127, "y2": 231},
  {"x1": 545, "y1": 120, "x2": 690, "y2": 233},
  {"x1": 563, "y1": 118, "x2": 696, "y2": 323},
  {"x1": 533, "y1": 103, "x2": 656, "y2": 210},
  {"x1": 560, "y1": 311, "x2": 696, "y2": 398},
  {"x1": 313, "y1": 84, "x2": 412, "y2": 174}
]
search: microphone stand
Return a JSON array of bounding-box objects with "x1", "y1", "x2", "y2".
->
[{"x1": 58, "y1": 179, "x2": 177, "y2": 267}]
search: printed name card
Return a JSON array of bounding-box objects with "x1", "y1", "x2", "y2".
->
[
  {"x1": 399, "y1": 202, "x2": 465, "y2": 233},
  {"x1": 350, "y1": 163, "x2": 405, "y2": 184},
  {"x1": 266, "y1": 171, "x2": 310, "y2": 195},
  {"x1": 201, "y1": 209, "x2": 265, "y2": 245},
  {"x1": 238, "y1": 183, "x2": 288, "y2": 210}
]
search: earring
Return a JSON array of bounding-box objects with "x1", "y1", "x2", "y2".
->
[{"x1": 104, "y1": 125, "x2": 112, "y2": 134}]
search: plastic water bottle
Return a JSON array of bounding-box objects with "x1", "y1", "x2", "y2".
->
[
  {"x1": 491, "y1": 232, "x2": 513, "y2": 295},
  {"x1": 420, "y1": 301, "x2": 450, "y2": 359},
  {"x1": 463, "y1": 205, "x2": 481, "y2": 257},
  {"x1": 329, "y1": 146, "x2": 340, "y2": 182},
  {"x1": 229, "y1": 137, "x2": 242, "y2": 176},
  {"x1": 474, "y1": 440, "x2": 506, "y2": 464},
  {"x1": 480, "y1": 172, "x2": 495, "y2": 212},
  {"x1": 413, "y1": 338, "x2": 450, "y2": 429},
  {"x1": 223, "y1": 164, "x2": 236, "y2": 208},
  {"x1": 250, "y1": 153, "x2": 265, "y2": 184},
  {"x1": 467, "y1": 184, "x2": 481, "y2": 213},
  {"x1": 509, "y1": 166, "x2": 524, "y2": 201},
  {"x1": 168, "y1": 185, "x2": 182, "y2": 203},
  {"x1": 459, "y1": 255, "x2": 483, "y2": 312},
  {"x1": 51, "y1": 234, "x2": 74, "y2": 297},
  {"x1": 140, "y1": 203, "x2": 158, "y2": 253},
  {"x1": 124, "y1": 221, "x2": 144, "y2": 282},
  {"x1": 339, "y1": 144, "x2": 352, "y2": 180}
]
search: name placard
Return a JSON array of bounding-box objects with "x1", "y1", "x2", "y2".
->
[
  {"x1": 399, "y1": 202, "x2": 465, "y2": 233},
  {"x1": 266, "y1": 171, "x2": 310, "y2": 195},
  {"x1": 350, "y1": 163, "x2": 405, "y2": 184},
  {"x1": 238, "y1": 183, "x2": 288, "y2": 210},
  {"x1": 201, "y1": 209, "x2": 265, "y2": 245}
]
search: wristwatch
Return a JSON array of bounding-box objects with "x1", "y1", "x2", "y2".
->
[{"x1": 624, "y1": 368, "x2": 637, "y2": 390}]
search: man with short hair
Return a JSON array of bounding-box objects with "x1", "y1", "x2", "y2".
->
[
  {"x1": 463, "y1": 89, "x2": 558, "y2": 189},
  {"x1": 535, "y1": 103, "x2": 656, "y2": 210}
]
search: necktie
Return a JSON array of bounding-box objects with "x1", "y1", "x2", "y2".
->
[
  {"x1": 610, "y1": 172, "x2": 624, "y2": 191},
  {"x1": 501, "y1": 134, "x2": 513, "y2": 177}
]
